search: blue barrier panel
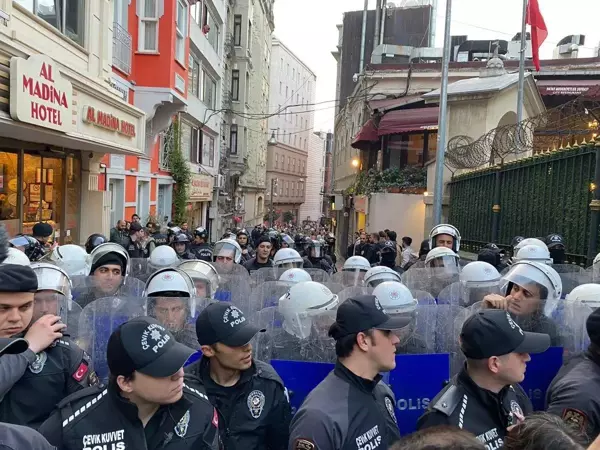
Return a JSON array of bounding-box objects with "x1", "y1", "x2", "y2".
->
[
  {"x1": 388, "y1": 354, "x2": 450, "y2": 435},
  {"x1": 270, "y1": 360, "x2": 335, "y2": 414},
  {"x1": 519, "y1": 346, "x2": 564, "y2": 411}
]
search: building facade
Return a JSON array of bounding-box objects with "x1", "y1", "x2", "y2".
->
[
  {"x1": 218, "y1": 0, "x2": 274, "y2": 233},
  {"x1": 299, "y1": 131, "x2": 325, "y2": 224},
  {"x1": 267, "y1": 38, "x2": 315, "y2": 225},
  {"x1": 0, "y1": 1, "x2": 145, "y2": 243}
]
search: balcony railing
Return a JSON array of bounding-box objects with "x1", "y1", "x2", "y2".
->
[{"x1": 112, "y1": 22, "x2": 132, "y2": 75}]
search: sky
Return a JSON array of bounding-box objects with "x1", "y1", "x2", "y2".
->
[{"x1": 272, "y1": 0, "x2": 600, "y2": 132}]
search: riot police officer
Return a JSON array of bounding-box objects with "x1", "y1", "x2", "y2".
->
[
  {"x1": 39, "y1": 316, "x2": 220, "y2": 450},
  {"x1": 172, "y1": 234, "x2": 195, "y2": 260},
  {"x1": 9, "y1": 235, "x2": 45, "y2": 262},
  {"x1": 429, "y1": 224, "x2": 461, "y2": 253},
  {"x1": 289, "y1": 295, "x2": 401, "y2": 450},
  {"x1": 306, "y1": 239, "x2": 332, "y2": 274},
  {"x1": 149, "y1": 222, "x2": 169, "y2": 247},
  {"x1": 85, "y1": 233, "x2": 107, "y2": 254},
  {"x1": 417, "y1": 309, "x2": 549, "y2": 446},
  {"x1": 145, "y1": 267, "x2": 199, "y2": 349},
  {"x1": 364, "y1": 266, "x2": 402, "y2": 288},
  {"x1": 190, "y1": 227, "x2": 213, "y2": 262},
  {"x1": 178, "y1": 260, "x2": 220, "y2": 299},
  {"x1": 236, "y1": 229, "x2": 254, "y2": 262},
  {"x1": 546, "y1": 307, "x2": 600, "y2": 443},
  {"x1": 0, "y1": 260, "x2": 98, "y2": 429},
  {"x1": 185, "y1": 302, "x2": 291, "y2": 450}
]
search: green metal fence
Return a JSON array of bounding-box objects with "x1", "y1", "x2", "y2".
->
[{"x1": 448, "y1": 143, "x2": 597, "y2": 264}]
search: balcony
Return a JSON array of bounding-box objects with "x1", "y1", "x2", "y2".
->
[
  {"x1": 112, "y1": 22, "x2": 132, "y2": 75},
  {"x1": 224, "y1": 33, "x2": 234, "y2": 58}
]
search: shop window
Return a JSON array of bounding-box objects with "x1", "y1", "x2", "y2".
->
[
  {"x1": 385, "y1": 133, "x2": 430, "y2": 170},
  {"x1": 15, "y1": 0, "x2": 85, "y2": 46},
  {"x1": 233, "y1": 15, "x2": 242, "y2": 46},
  {"x1": 175, "y1": 0, "x2": 188, "y2": 64},
  {"x1": 0, "y1": 152, "x2": 19, "y2": 236},
  {"x1": 138, "y1": 0, "x2": 159, "y2": 52}
]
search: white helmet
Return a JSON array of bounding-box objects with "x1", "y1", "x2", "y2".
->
[
  {"x1": 213, "y1": 238, "x2": 243, "y2": 264},
  {"x1": 89, "y1": 243, "x2": 129, "y2": 275},
  {"x1": 429, "y1": 224, "x2": 461, "y2": 252},
  {"x1": 364, "y1": 266, "x2": 402, "y2": 287},
  {"x1": 425, "y1": 247, "x2": 460, "y2": 269},
  {"x1": 343, "y1": 256, "x2": 371, "y2": 272},
  {"x1": 30, "y1": 262, "x2": 73, "y2": 314},
  {"x1": 594, "y1": 252, "x2": 600, "y2": 266},
  {"x1": 278, "y1": 281, "x2": 339, "y2": 339},
  {"x1": 502, "y1": 260, "x2": 562, "y2": 304},
  {"x1": 279, "y1": 268, "x2": 312, "y2": 286},
  {"x1": 43, "y1": 244, "x2": 90, "y2": 277},
  {"x1": 3, "y1": 248, "x2": 31, "y2": 266},
  {"x1": 273, "y1": 248, "x2": 304, "y2": 269},
  {"x1": 372, "y1": 281, "x2": 417, "y2": 315},
  {"x1": 178, "y1": 260, "x2": 220, "y2": 298},
  {"x1": 514, "y1": 238, "x2": 547, "y2": 254},
  {"x1": 144, "y1": 267, "x2": 196, "y2": 297},
  {"x1": 149, "y1": 245, "x2": 180, "y2": 270},
  {"x1": 460, "y1": 261, "x2": 501, "y2": 286},
  {"x1": 515, "y1": 245, "x2": 553, "y2": 265},
  {"x1": 566, "y1": 284, "x2": 600, "y2": 307}
]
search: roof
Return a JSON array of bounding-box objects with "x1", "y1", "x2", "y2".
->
[
  {"x1": 423, "y1": 72, "x2": 523, "y2": 99},
  {"x1": 378, "y1": 107, "x2": 439, "y2": 135},
  {"x1": 368, "y1": 95, "x2": 424, "y2": 112}
]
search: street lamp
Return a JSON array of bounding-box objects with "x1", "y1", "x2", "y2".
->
[
  {"x1": 268, "y1": 130, "x2": 277, "y2": 145},
  {"x1": 351, "y1": 157, "x2": 360, "y2": 168}
]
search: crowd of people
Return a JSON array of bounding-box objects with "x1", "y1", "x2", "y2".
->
[{"x1": 1, "y1": 218, "x2": 600, "y2": 449}]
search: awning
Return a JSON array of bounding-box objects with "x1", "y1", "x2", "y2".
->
[
  {"x1": 536, "y1": 79, "x2": 600, "y2": 96},
  {"x1": 378, "y1": 107, "x2": 439, "y2": 136},
  {"x1": 351, "y1": 119, "x2": 379, "y2": 150},
  {"x1": 368, "y1": 95, "x2": 424, "y2": 112}
]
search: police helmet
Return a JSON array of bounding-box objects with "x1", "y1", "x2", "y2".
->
[
  {"x1": 343, "y1": 256, "x2": 371, "y2": 273},
  {"x1": 144, "y1": 267, "x2": 196, "y2": 298},
  {"x1": 372, "y1": 281, "x2": 417, "y2": 315},
  {"x1": 3, "y1": 248, "x2": 31, "y2": 266},
  {"x1": 501, "y1": 260, "x2": 563, "y2": 304},
  {"x1": 149, "y1": 245, "x2": 180, "y2": 270},
  {"x1": 566, "y1": 284, "x2": 600, "y2": 308},
  {"x1": 280, "y1": 234, "x2": 295, "y2": 248},
  {"x1": 460, "y1": 261, "x2": 501, "y2": 287},
  {"x1": 213, "y1": 238, "x2": 243, "y2": 264},
  {"x1": 273, "y1": 248, "x2": 304, "y2": 269},
  {"x1": 546, "y1": 234, "x2": 565, "y2": 249},
  {"x1": 30, "y1": 262, "x2": 73, "y2": 315},
  {"x1": 194, "y1": 227, "x2": 209, "y2": 240},
  {"x1": 429, "y1": 224, "x2": 461, "y2": 252},
  {"x1": 279, "y1": 268, "x2": 312, "y2": 286},
  {"x1": 515, "y1": 244, "x2": 553, "y2": 265},
  {"x1": 178, "y1": 260, "x2": 220, "y2": 299},
  {"x1": 9, "y1": 235, "x2": 45, "y2": 262},
  {"x1": 364, "y1": 266, "x2": 402, "y2": 287},
  {"x1": 424, "y1": 247, "x2": 460, "y2": 269},
  {"x1": 43, "y1": 244, "x2": 90, "y2": 277},
  {"x1": 514, "y1": 238, "x2": 547, "y2": 254},
  {"x1": 85, "y1": 234, "x2": 107, "y2": 254},
  {"x1": 89, "y1": 243, "x2": 130, "y2": 276}
]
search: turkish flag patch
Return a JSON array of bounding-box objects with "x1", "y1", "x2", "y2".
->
[
  {"x1": 212, "y1": 408, "x2": 219, "y2": 428},
  {"x1": 72, "y1": 362, "x2": 89, "y2": 382}
]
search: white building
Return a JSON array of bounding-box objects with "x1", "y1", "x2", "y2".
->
[{"x1": 299, "y1": 132, "x2": 326, "y2": 223}]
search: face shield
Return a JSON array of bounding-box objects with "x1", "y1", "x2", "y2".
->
[
  {"x1": 33, "y1": 291, "x2": 69, "y2": 323},
  {"x1": 9, "y1": 236, "x2": 31, "y2": 249},
  {"x1": 426, "y1": 255, "x2": 460, "y2": 275},
  {"x1": 310, "y1": 245, "x2": 323, "y2": 259},
  {"x1": 178, "y1": 261, "x2": 219, "y2": 299},
  {"x1": 147, "y1": 296, "x2": 196, "y2": 334},
  {"x1": 213, "y1": 240, "x2": 242, "y2": 266},
  {"x1": 278, "y1": 288, "x2": 339, "y2": 340}
]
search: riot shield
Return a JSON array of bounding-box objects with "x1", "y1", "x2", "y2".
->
[
  {"x1": 32, "y1": 292, "x2": 83, "y2": 340},
  {"x1": 401, "y1": 268, "x2": 460, "y2": 299},
  {"x1": 213, "y1": 267, "x2": 253, "y2": 313},
  {"x1": 434, "y1": 304, "x2": 471, "y2": 375},
  {"x1": 437, "y1": 281, "x2": 503, "y2": 307},
  {"x1": 552, "y1": 264, "x2": 586, "y2": 298},
  {"x1": 330, "y1": 271, "x2": 366, "y2": 287},
  {"x1": 412, "y1": 290, "x2": 435, "y2": 305},
  {"x1": 71, "y1": 276, "x2": 145, "y2": 309},
  {"x1": 323, "y1": 282, "x2": 345, "y2": 294},
  {"x1": 129, "y1": 258, "x2": 152, "y2": 282},
  {"x1": 396, "y1": 303, "x2": 437, "y2": 355},
  {"x1": 557, "y1": 302, "x2": 593, "y2": 356},
  {"x1": 304, "y1": 269, "x2": 330, "y2": 283},
  {"x1": 248, "y1": 281, "x2": 291, "y2": 311},
  {"x1": 337, "y1": 286, "x2": 373, "y2": 303},
  {"x1": 146, "y1": 296, "x2": 205, "y2": 350},
  {"x1": 77, "y1": 296, "x2": 147, "y2": 382}
]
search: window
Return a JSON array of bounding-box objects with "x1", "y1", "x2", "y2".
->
[
  {"x1": 287, "y1": 156, "x2": 290, "y2": 170},
  {"x1": 286, "y1": 181, "x2": 289, "y2": 197},
  {"x1": 201, "y1": 134, "x2": 215, "y2": 167},
  {"x1": 292, "y1": 159, "x2": 296, "y2": 172},
  {"x1": 203, "y1": 71, "x2": 217, "y2": 108},
  {"x1": 180, "y1": 121, "x2": 192, "y2": 162},
  {"x1": 230, "y1": 125, "x2": 238, "y2": 155},
  {"x1": 294, "y1": 135, "x2": 297, "y2": 146},
  {"x1": 292, "y1": 68, "x2": 295, "y2": 80},
  {"x1": 190, "y1": 2, "x2": 202, "y2": 25},
  {"x1": 245, "y1": 72, "x2": 250, "y2": 103},
  {"x1": 114, "y1": 0, "x2": 128, "y2": 29},
  {"x1": 203, "y1": 5, "x2": 220, "y2": 52},
  {"x1": 188, "y1": 54, "x2": 200, "y2": 98},
  {"x1": 292, "y1": 182, "x2": 295, "y2": 197},
  {"x1": 190, "y1": 126, "x2": 201, "y2": 163},
  {"x1": 301, "y1": 161, "x2": 305, "y2": 174},
  {"x1": 275, "y1": 154, "x2": 278, "y2": 169},
  {"x1": 175, "y1": 0, "x2": 188, "y2": 63},
  {"x1": 233, "y1": 15, "x2": 242, "y2": 46},
  {"x1": 248, "y1": 20, "x2": 252, "y2": 49},
  {"x1": 16, "y1": 0, "x2": 86, "y2": 46},
  {"x1": 231, "y1": 70, "x2": 240, "y2": 101},
  {"x1": 137, "y1": 0, "x2": 159, "y2": 51}
]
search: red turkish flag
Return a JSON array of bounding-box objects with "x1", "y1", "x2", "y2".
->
[{"x1": 526, "y1": 0, "x2": 548, "y2": 71}]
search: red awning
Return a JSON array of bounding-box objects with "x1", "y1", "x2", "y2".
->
[
  {"x1": 368, "y1": 95, "x2": 423, "y2": 112},
  {"x1": 351, "y1": 119, "x2": 379, "y2": 150},
  {"x1": 536, "y1": 79, "x2": 600, "y2": 96},
  {"x1": 377, "y1": 107, "x2": 439, "y2": 136}
]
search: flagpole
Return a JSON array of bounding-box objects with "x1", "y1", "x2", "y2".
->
[{"x1": 516, "y1": 0, "x2": 528, "y2": 125}]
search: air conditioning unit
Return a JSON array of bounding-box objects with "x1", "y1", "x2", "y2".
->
[{"x1": 216, "y1": 174, "x2": 225, "y2": 189}]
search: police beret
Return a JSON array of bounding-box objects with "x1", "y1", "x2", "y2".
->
[
  {"x1": 0, "y1": 264, "x2": 38, "y2": 293},
  {"x1": 32, "y1": 222, "x2": 53, "y2": 238},
  {"x1": 90, "y1": 253, "x2": 125, "y2": 275}
]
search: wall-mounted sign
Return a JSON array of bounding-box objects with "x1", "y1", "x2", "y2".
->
[
  {"x1": 82, "y1": 105, "x2": 136, "y2": 138},
  {"x1": 10, "y1": 54, "x2": 72, "y2": 133},
  {"x1": 189, "y1": 174, "x2": 214, "y2": 202}
]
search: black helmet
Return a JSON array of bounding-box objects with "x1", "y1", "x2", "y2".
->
[
  {"x1": 511, "y1": 236, "x2": 525, "y2": 249},
  {"x1": 194, "y1": 227, "x2": 209, "y2": 240},
  {"x1": 85, "y1": 233, "x2": 107, "y2": 254},
  {"x1": 9, "y1": 235, "x2": 45, "y2": 262},
  {"x1": 173, "y1": 234, "x2": 190, "y2": 244},
  {"x1": 236, "y1": 229, "x2": 249, "y2": 237}
]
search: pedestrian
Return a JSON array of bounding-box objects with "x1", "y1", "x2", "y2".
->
[
  {"x1": 39, "y1": 316, "x2": 220, "y2": 450},
  {"x1": 417, "y1": 309, "x2": 550, "y2": 447},
  {"x1": 289, "y1": 295, "x2": 402, "y2": 450},
  {"x1": 243, "y1": 236, "x2": 273, "y2": 273},
  {"x1": 400, "y1": 237, "x2": 417, "y2": 270}
]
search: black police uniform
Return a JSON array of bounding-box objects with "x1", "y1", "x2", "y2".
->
[
  {"x1": 190, "y1": 243, "x2": 213, "y2": 262},
  {"x1": 546, "y1": 349, "x2": 600, "y2": 442},
  {"x1": 185, "y1": 357, "x2": 291, "y2": 450},
  {"x1": 39, "y1": 382, "x2": 220, "y2": 450},
  {"x1": 417, "y1": 366, "x2": 533, "y2": 448},
  {"x1": 289, "y1": 361, "x2": 400, "y2": 450},
  {"x1": 243, "y1": 257, "x2": 273, "y2": 273},
  {"x1": 153, "y1": 231, "x2": 169, "y2": 247},
  {"x1": 308, "y1": 258, "x2": 332, "y2": 274},
  {"x1": 0, "y1": 337, "x2": 99, "y2": 429},
  {"x1": 126, "y1": 239, "x2": 145, "y2": 258}
]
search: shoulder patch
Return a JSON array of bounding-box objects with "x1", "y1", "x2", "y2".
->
[
  {"x1": 432, "y1": 385, "x2": 462, "y2": 417},
  {"x1": 293, "y1": 438, "x2": 315, "y2": 450},
  {"x1": 562, "y1": 408, "x2": 587, "y2": 432},
  {"x1": 183, "y1": 383, "x2": 210, "y2": 402},
  {"x1": 62, "y1": 389, "x2": 108, "y2": 428}
]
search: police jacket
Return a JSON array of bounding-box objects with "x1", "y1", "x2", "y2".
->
[
  {"x1": 0, "y1": 337, "x2": 98, "y2": 429},
  {"x1": 417, "y1": 366, "x2": 532, "y2": 448},
  {"x1": 289, "y1": 361, "x2": 400, "y2": 450},
  {"x1": 190, "y1": 243, "x2": 213, "y2": 262},
  {"x1": 308, "y1": 258, "x2": 332, "y2": 274},
  {"x1": 546, "y1": 348, "x2": 600, "y2": 442},
  {"x1": 185, "y1": 357, "x2": 291, "y2": 450},
  {"x1": 39, "y1": 381, "x2": 220, "y2": 450},
  {"x1": 126, "y1": 239, "x2": 145, "y2": 259},
  {"x1": 153, "y1": 232, "x2": 169, "y2": 247}
]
